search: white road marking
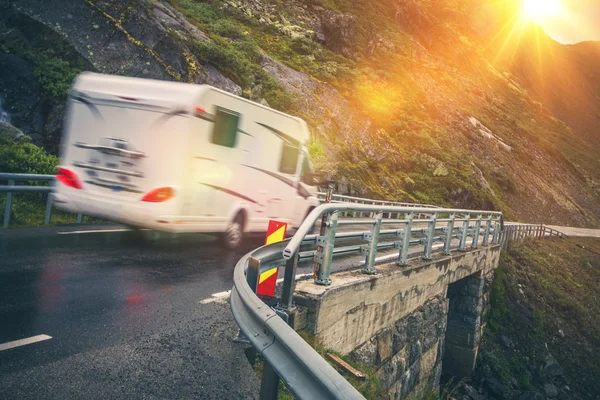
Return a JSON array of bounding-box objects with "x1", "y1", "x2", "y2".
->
[
  {"x1": 0, "y1": 335, "x2": 52, "y2": 352},
  {"x1": 58, "y1": 228, "x2": 131, "y2": 235},
  {"x1": 199, "y1": 290, "x2": 231, "y2": 304},
  {"x1": 199, "y1": 273, "x2": 314, "y2": 304}
]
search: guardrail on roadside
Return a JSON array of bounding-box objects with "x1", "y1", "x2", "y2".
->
[
  {"x1": 0, "y1": 173, "x2": 83, "y2": 228},
  {"x1": 230, "y1": 203, "x2": 503, "y2": 399},
  {"x1": 500, "y1": 223, "x2": 568, "y2": 250}
]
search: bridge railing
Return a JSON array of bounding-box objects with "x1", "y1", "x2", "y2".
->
[
  {"x1": 0, "y1": 173, "x2": 84, "y2": 228},
  {"x1": 500, "y1": 223, "x2": 568, "y2": 250},
  {"x1": 316, "y1": 191, "x2": 439, "y2": 219},
  {"x1": 231, "y1": 203, "x2": 502, "y2": 399}
]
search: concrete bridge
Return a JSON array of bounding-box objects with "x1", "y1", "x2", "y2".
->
[{"x1": 293, "y1": 245, "x2": 500, "y2": 399}]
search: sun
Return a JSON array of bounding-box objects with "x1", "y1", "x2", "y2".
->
[{"x1": 522, "y1": 0, "x2": 562, "y2": 20}]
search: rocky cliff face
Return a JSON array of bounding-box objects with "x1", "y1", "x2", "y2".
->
[{"x1": 1, "y1": 0, "x2": 599, "y2": 228}]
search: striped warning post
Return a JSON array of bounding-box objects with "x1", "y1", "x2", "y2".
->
[{"x1": 256, "y1": 221, "x2": 288, "y2": 297}]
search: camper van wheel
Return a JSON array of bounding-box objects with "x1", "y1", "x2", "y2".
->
[{"x1": 222, "y1": 213, "x2": 244, "y2": 249}]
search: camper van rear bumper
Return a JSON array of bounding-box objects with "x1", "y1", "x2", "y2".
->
[{"x1": 52, "y1": 191, "x2": 181, "y2": 231}]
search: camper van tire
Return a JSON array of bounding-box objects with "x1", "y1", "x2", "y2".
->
[{"x1": 221, "y1": 212, "x2": 245, "y2": 249}]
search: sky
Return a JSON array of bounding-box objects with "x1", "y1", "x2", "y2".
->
[{"x1": 538, "y1": 0, "x2": 600, "y2": 43}]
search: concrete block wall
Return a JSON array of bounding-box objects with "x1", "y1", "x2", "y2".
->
[
  {"x1": 349, "y1": 295, "x2": 449, "y2": 399},
  {"x1": 293, "y1": 246, "x2": 501, "y2": 399}
]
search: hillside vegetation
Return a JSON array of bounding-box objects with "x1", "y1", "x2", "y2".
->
[
  {"x1": 0, "y1": 0, "x2": 599, "y2": 228},
  {"x1": 474, "y1": 238, "x2": 600, "y2": 399}
]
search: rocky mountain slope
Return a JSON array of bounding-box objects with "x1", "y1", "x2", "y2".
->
[
  {"x1": 0, "y1": 0, "x2": 599, "y2": 227},
  {"x1": 466, "y1": 238, "x2": 600, "y2": 400}
]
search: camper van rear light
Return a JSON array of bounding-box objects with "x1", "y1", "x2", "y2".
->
[
  {"x1": 141, "y1": 187, "x2": 175, "y2": 203},
  {"x1": 195, "y1": 106, "x2": 205, "y2": 113},
  {"x1": 56, "y1": 168, "x2": 83, "y2": 189},
  {"x1": 119, "y1": 96, "x2": 138, "y2": 101}
]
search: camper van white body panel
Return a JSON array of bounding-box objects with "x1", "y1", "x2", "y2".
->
[{"x1": 53, "y1": 72, "x2": 319, "y2": 234}]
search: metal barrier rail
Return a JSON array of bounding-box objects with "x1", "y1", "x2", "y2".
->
[
  {"x1": 285, "y1": 204, "x2": 502, "y2": 284},
  {"x1": 231, "y1": 203, "x2": 503, "y2": 399},
  {"x1": 316, "y1": 191, "x2": 439, "y2": 212},
  {"x1": 500, "y1": 223, "x2": 568, "y2": 250},
  {"x1": 0, "y1": 173, "x2": 83, "y2": 228}
]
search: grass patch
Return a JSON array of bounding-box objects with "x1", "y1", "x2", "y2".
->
[
  {"x1": 477, "y1": 238, "x2": 600, "y2": 398},
  {"x1": 252, "y1": 331, "x2": 386, "y2": 399}
]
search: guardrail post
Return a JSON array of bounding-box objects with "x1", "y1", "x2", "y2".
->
[
  {"x1": 459, "y1": 215, "x2": 470, "y2": 251},
  {"x1": 397, "y1": 212, "x2": 414, "y2": 266},
  {"x1": 422, "y1": 212, "x2": 438, "y2": 260},
  {"x1": 3, "y1": 180, "x2": 14, "y2": 228},
  {"x1": 471, "y1": 215, "x2": 482, "y2": 249},
  {"x1": 44, "y1": 182, "x2": 54, "y2": 225},
  {"x1": 259, "y1": 361, "x2": 280, "y2": 400},
  {"x1": 362, "y1": 212, "x2": 383, "y2": 275},
  {"x1": 314, "y1": 211, "x2": 338, "y2": 286},
  {"x1": 280, "y1": 252, "x2": 299, "y2": 310},
  {"x1": 482, "y1": 216, "x2": 492, "y2": 246},
  {"x1": 443, "y1": 213, "x2": 456, "y2": 255},
  {"x1": 77, "y1": 214, "x2": 83, "y2": 224},
  {"x1": 492, "y1": 221, "x2": 501, "y2": 245}
]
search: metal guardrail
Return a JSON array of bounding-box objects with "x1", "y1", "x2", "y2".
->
[
  {"x1": 0, "y1": 173, "x2": 83, "y2": 228},
  {"x1": 231, "y1": 203, "x2": 503, "y2": 399},
  {"x1": 500, "y1": 223, "x2": 568, "y2": 250},
  {"x1": 316, "y1": 192, "x2": 439, "y2": 216}
]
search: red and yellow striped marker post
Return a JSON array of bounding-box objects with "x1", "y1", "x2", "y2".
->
[{"x1": 256, "y1": 220, "x2": 287, "y2": 297}]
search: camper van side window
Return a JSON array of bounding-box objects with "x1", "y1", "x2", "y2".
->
[
  {"x1": 279, "y1": 144, "x2": 299, "y2": 174},
  {"x1": 212, "y1": 107, "x2": 239, "y2": 148}
]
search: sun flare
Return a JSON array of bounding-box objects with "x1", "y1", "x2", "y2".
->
[{"x1": 523, "y1": 0, "x2": 562, "y2": 20}]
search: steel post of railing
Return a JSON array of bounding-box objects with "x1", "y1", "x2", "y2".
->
[
  {"x1": 398, "y1": 213, "x2": 414, "y2": 266},
  {"x1": 3, "y1": 180, "x2": 14, "y2": 228},
  {"x1": 280, "y1": 252, "x2": 299, "y2": 310},
  {"x1": 492, "y1": 221, "x2": 501, "y2": 245},
  {"x1": 471, "y1": 215, "x2": 482, "y2": 249},
  {"x1": 422, "y1": 212, "x2": 438, "y2": 260},
  {"x1": 459, "y1": 215, "x2": 470, "y2": 251},
  {"x1": 44, "y1": 183, "x2": 54, "y2": 225},
  {"x1": 362, "y1": 212, "x2": 382, "y2": 275},
  {"x1": 314, "y1": 212, "x2": 338, "y2": 286},
  {"x1": 443, "y1": 213, "x2": 456, "y2": 255},
  {"x1": 483, "y1": 216, "x2": 492, "y2": 246},
  {"x1": 259, "y1": 361, "x2": 280, "y2": 400}
]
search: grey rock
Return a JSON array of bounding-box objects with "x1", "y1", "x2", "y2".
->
[
  {"x1": 542, "y1": 354, "x2": 563, "y2": 379},
  {"x1": 399, "y1": 361, "x2": 420, "y2": 399},
  {"x1": 408, "y1": 340, "x2": 422, "y2": 367},
  {"x1": 544, "y1": 383, "x2": 558, "y2": 398},
  {"x1": 351, "y1": 337, "x2": 377, "y2": 365},
  {"x1": 393, "y1": 319, "x2": 408, "y2": 354},
  {"x1": 557, "y1": 389, "x2": 570, "y2": 400},
  {"x1": 484, "y1": 377, "x2": 513, "y2": 400},
  {"x1": 319, "y1": 10, "x2": 357, "y2": 58},
  {"x1": 377, "y1": 329, "x2": 393, "y2": 364},
  {"x1": 406, "y1": 312, "x2": 424, "y2": 342},
  {"x1": 516, "y1": 392, "x2": 545, "y2": 400},
  {"x1": 462, "y1": 383, "x2": 481, "y2": 400},
  {"x1": 500, "y1": 335, "x2": 513, "y2": 348}
]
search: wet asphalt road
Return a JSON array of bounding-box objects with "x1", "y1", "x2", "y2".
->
[
  {"x1": 0, "y1": 219, "x2": 504, "y2": 400},
  {"x1": 0, "y1": 225, "x2": 262, "y2": 400}
]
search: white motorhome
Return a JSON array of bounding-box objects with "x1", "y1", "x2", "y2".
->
[{"x1": 53, "y1": 72, "x2": 321, "y2": 248}]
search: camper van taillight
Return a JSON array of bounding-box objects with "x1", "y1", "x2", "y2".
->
[
  {"x1": 141, "y1": 187, "x2": 175, "y2": 203},
  {"x1": 56, "y1": 168, "x2": 83, "y2": 189},
  {"x1": 195, "y1": 106, "x2": 205, "y2": 113}
]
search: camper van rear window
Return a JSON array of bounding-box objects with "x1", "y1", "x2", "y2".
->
[
  {"x1": 212, "y1": 107, "x2": 240, "y2": 148},
  {"x1": 279, "y1": 144, "x2": 299, "y2": 174}
]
